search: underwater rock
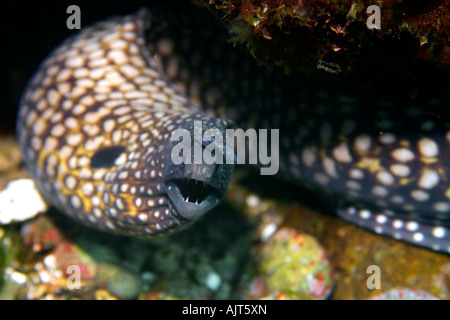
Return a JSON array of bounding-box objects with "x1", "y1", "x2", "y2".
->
[
  {"x1": 202, "y1": 0, "x2": 450, "y2": 75},
  {"x1": 0, "y1": 267, "x2": 28, "y2": 300},
  {"x1": 0, "y1": 229, "x2": 5, "y2": 286},
  {"x1": 0, "y1": 225, "x2": 29, "y2": 299},
  {"x1": 0, "y1": 136, "x2": 22, "y2": 173},
  {"x1": 369, "y1": 288, "x2": 440, "y2": 300},
  {"x1": 20, "y1": 215, "x2": 63, "y2": 252},
  {"x1": 284, "y1": 205, "x2": 450, "y2": 299},
  {"x1": 0, "y1": 227, "x2": 29, "y2": 299},
  {"x1": 239, "y1": 227, "x2": 334, "y2": 300},
  {"x1": 49, "y1": 241, "x2": 98, "y2": 282},
  {"x1": 96, "y1": 262, "x2": 141, "y2": 300},
  {"x1": 0, "y1": 179, "x2": 47, "y2": 225}
]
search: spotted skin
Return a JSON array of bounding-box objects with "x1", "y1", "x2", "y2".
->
[
  {"x1": 17, "y1": 9, "x2": 234, "y2": 236},
  {"x1": 17, "y1": 7, "x2": 450, "y2": 252}
]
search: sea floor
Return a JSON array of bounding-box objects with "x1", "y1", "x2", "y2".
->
[{"x1": 0, "y1": 134, "x2": 449, "y2": 300}]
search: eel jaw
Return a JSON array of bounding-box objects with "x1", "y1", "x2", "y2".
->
[
  {"x1": 164, "y1": 161, "x2": 233, "y2": 220},
  {"x1": 162, "y1": 117, "x2": 235, "y2": 221}
]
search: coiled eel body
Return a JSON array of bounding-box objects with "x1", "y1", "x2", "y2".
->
[{"x1": 17, "y1": 7, "x2": 450, "y2": 252}]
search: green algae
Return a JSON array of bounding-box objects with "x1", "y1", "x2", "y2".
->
[{"x1": 239, "y1": 227, "x2": 334, "y2": 299}]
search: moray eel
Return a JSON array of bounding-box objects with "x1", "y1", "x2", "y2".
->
[
  {"x1": 17, "y1": 9, "x2": 235, "y2": 236},
  {"x1": 17, "y1": 7, "x2": 450, "y2": 252}
]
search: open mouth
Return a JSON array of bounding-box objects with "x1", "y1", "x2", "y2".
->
[
  {"x1": 165, "y1": 177, "x2": 224, "y2": 220},
  {"x1": 169, "y1": 178, "x2": 219, "y2": 205}
]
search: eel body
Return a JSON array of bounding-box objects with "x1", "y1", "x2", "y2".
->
[{"x1": 17, "y1": 7, "x2": 450, "y2": 252}]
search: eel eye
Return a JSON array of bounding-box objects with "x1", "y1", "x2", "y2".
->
[{"x1": 90, "y1": 146, "x2": 126, "y2": 169}]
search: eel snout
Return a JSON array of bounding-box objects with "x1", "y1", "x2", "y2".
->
[{"x1": 163, "y1": 118, "x2": 235, "y2": 220}]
